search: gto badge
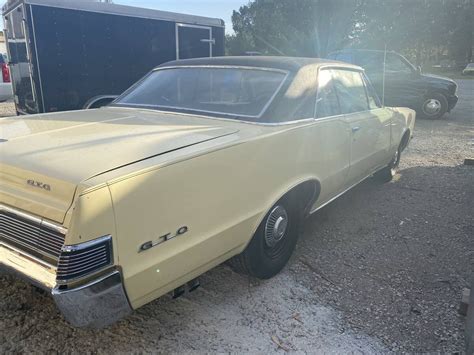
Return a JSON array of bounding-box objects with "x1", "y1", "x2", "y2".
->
[
  {"x1": 27, "y1": 179, "x2": 51, "y2": 191},
  {"x1": 139, "y1": 226, "x2": 188, "y2": 252}
]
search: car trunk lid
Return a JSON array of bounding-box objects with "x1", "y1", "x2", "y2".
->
[{"x1": 0, "y1": 108, "x2": 238, "y2": 223}]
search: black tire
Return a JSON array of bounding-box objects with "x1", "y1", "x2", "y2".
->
[
  {"x1": 374, "y1": 144, "x2": 402, "y2": 183},
  {"x1": 229, "y1": 197, "x2": 302, "y2": 279},
  {"x1": 419, "y1": 93, "x2": 448, "y2": 120}
]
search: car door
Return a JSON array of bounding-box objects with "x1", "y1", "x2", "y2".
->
[
  {"x1": 356, "y1": 52, "x2": 421, "y2": 109},
  {"x1": 381, "y1": 53, "x2": 422, "y2": 108},
  {"x1": 310, "y1": 68, "x2": 351, "y2": 206},
  {"x1": 331, "y1": 69, "x2": 383, "y2": 186},
  {"x1": 361, "y1": 72, "x2": 392, "y2": 165}
]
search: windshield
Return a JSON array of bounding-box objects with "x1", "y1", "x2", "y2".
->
[{"x1": 114, "y1": 67, "x2": 287, "y2": 118}]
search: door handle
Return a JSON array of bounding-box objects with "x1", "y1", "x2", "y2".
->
[{"x1": 352, "y1": 126, "x2": 361, "y2": 133}]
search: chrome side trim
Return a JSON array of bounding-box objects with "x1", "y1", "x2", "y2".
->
[{"x1": 52, "y1": 271, "x2": 132, "y2": 328}]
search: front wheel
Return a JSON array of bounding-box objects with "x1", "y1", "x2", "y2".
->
[
  {"x1": 229, "y1": 197, "x2": 301, "y2": 279},
  {"x1": 419, "y1": 93, "x2": 448, "y2": 120}
]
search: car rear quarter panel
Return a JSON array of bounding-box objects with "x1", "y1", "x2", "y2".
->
[
  {"x1": 106, "y1": 120, "x2": 350, "y2": 308},
  {"x1": 389, "y1": 107, "x2": 416, "y2": 151}
]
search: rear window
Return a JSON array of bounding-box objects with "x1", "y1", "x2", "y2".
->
[{"x1": 114, "y1": 67, "x2": 287, "y2": 119}]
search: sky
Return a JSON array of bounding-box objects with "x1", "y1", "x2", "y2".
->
[{"x1": 113, "y1": 0, "x2": 247, "y2": 34}]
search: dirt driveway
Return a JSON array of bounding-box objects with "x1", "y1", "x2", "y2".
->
[{"x1": 0, "y1": 80, "x2": 473, "y2": 353}]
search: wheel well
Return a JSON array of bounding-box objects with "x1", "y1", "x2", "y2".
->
[
  {"x1": 282, "y1": 180, "x2": 321, "y2": 217},
  {"x1": 400, "y1": 130, "x2": 411, "y2": 152}
]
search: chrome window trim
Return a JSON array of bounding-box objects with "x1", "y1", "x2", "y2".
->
[
  {"x1": 107, "y1": 105, "x2": 315, "y2": 127},
  {"x1": 315, "y1": 65, "x2": 380, "y2": 119},
  {"x1": 112, "y1": 65, "x2": 290, "y2": 121},
  {"x1": 0, "y1": 203, "x2": 67, "y2": 235}
]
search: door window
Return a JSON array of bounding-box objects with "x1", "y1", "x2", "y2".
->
[
  {"x1": 315, "y1": 69, "x2": 340, "y2": 118},
  {"x1": 362, "y1": 74, "x2": 382, "y2": 109},
  {"x1": 332, "y1": 70, "x2": 369, "y2": 114},
  {"x1": 385, "y1": 54, "x2": 413, "y2": 74}
]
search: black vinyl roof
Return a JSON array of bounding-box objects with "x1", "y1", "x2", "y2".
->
[{"x1": 160, "y1": 56, "x2": 360, "y2": 73}]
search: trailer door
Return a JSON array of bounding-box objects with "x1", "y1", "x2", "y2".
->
[
  {"x1": 176, "y1": 24, "x2": 213, "y2": 60},
  {"x1": 4, "y1": 4, "x2": 38, "y2": 114}
]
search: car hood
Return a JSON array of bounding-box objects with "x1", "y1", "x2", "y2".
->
[
  {"x1": 420, "y1": 73, "x2": 456, "y2": 86},
  {"x1": 0, "y1": 107, "x2": 238, "y2": 223}
]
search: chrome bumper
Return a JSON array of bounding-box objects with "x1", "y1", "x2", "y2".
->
[
  {"x1": 53, "y1": 271, "x2": 132, "y2": 328},
  {"x1": 1, "y1": 244, "x2": 132, "y2": 328}
]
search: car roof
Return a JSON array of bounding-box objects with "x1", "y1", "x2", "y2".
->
[{"x1": 159, "y1": 56, "x2": 361, "y2": 73}]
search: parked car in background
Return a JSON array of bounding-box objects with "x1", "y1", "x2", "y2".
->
[
  {"x1": 0, "y1": 54, "x2": 12, "y2": 102},
  {"x1": 0, "y1": 56, "x2": 415, "y2": 328},
  {"x1": 328, "y1": 49, "x2": 458, "y2": 119},
  {"x1": 463, "y1": 63, "x2": 474, "y2": 75},
  {"x1": 2, "y1": 0, "x2": 225, "y2": 115}
]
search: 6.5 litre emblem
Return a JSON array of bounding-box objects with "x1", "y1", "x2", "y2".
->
[
  {"x1": 139, "y1": 226, "x2": 188, "y2": 252},
  {"x1": 27, "y1": 179, "x2": 51, "y2": 191}
]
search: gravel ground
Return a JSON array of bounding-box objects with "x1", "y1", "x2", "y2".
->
[{"x1": 0, "y1": 80, "x2": 473, "y2": 353}]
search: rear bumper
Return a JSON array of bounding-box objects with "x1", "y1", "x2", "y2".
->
[
  {"x1": 53, "y1": 271, "x2": 132, "y2": 328},
  {"x1": 1, "y1": 243, "x2": 132, "y2": 328}
]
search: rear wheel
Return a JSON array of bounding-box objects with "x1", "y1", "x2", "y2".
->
[
  {"x1": 419, "y1": 93, "x2": 448, "y2": 120},
  {"x1": 374, "y1": 145, "x2": 401, "y2": 183},
  {"x1": 229, "y1": 197, "x2": 301, "y2": 279}
]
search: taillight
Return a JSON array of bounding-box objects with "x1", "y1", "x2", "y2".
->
[{"x1": 1, "y1": 63, "x2": 11, "y2": 83}]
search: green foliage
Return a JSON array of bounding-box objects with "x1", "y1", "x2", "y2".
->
[{"x1": 227, "y1": 0, "x2": 473, "y2": 65}]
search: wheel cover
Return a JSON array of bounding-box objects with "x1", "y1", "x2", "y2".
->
[
  {"x1": 422, "y1": 98, "x2": 442, "y2": 116},
  {"x1": 264, "y1": 205, "x2": 289, "y2": 248}
]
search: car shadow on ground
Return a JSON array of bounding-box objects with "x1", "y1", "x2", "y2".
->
[
  {"x1": 294, "y1": 164, "x2": 473, "y2": 352},
  {"x1": 0, "y1": 165, "x2": 472, "y2": 353}
]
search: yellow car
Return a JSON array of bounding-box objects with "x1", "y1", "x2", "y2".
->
[{"x1": 0, "y1": 57, "x2": 415, "y2": 327}]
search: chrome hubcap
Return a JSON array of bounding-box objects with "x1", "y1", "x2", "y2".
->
[
  {"x1": 264, "y1": 206, "x2": 288, "y2": 248},
  {"x1": 423, "y1": 99, "x2": 442, "y2": 115}
]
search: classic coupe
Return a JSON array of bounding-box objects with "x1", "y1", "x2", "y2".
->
[{"x1": 0, "y1": 57, "x2": 415, "y2": 328}]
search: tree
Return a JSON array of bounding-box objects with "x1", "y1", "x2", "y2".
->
[
  {"x1": 227, "y1": 0, "x2": 363, "y2": 57},
  {"x1": 227, "y1": 0, "x2": 474, "y2": 66}
]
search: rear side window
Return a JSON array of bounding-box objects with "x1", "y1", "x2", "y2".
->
[
  {"x1": 331, "y1": 70, "x2": 369, "y2": 114},
  {"x1": 315, "y1": 70, "x2": 340, "y2": 118}
]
